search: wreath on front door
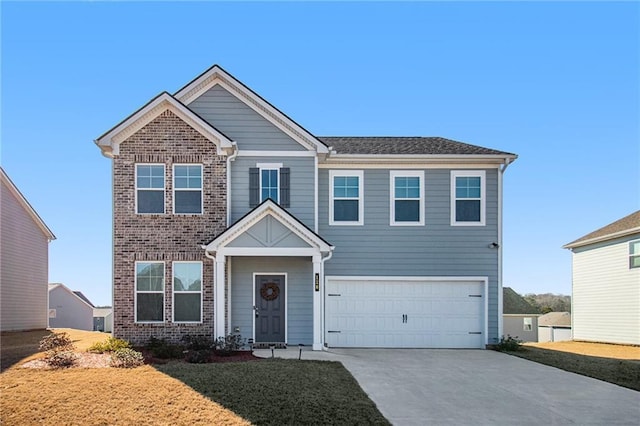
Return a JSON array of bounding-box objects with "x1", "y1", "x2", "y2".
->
[{"x1": 260, "y1": 282, "x2": 280, "y2": 301}]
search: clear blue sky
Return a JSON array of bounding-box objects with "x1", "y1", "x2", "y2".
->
[{"x1": 2, "y1": 2, "x2": 638, "y2": 306}]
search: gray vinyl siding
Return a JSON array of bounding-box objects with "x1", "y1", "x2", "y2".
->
[
  {"x1": 319, "y1": 168, "x2": 501, "y2": 342},
  {"x1": 188, "y1": 85, "x2": 306, "y2": 151},
  {"x1": 48, "y1": 286, "x2": 94, "y2": 331},
  {"x1": 230, "y1": 156, "x2": 315, "y2": 228},
  {"x1": 0, "y1": 181, "x2": 49, "y2": 331},
  {"x1": 230, "y1": 257, "x2": 313, "y2": 345}
]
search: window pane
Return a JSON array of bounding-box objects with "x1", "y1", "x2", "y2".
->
[
  {"x1": 174, "y1": 294, "x2": 201, "y2": 322},
  {"x1": 175, "y1": 191, "x2": 202, "y2": 214},
  {"x1": 260, "y1": 169, "x2": 278, "y2": 202},
  {"x1": 456, "y1": 200, "x2": 481, "y2": 222},
  {"x1": 630, "y1": 241, "x2": 640, "y2": 255},
  {"x1": 137, "y1": 190, "x2": 164, "y2": 213},
  {"x1": 395, "y1": 176, "x2": 420, "y2": 199},
  {"x1": 334, "y1": 176, "x2": 359, "y2": 199},
  {"x1": 175, "y1": 177, "x2": 188, "y2": 188},
  {"x1": 456, "y1": 176, "x2": 481, "y2": 199},
  {"x1": 395, "y1": 200, "x2": 420, "y2": 222},
  {"x1": 334, "y1": 187, "x2": 347, "y2": 198},
  {"x1": 175, "y1": 166, "x2": 202, "y2": 189},
  {"x1": 334, "y1": 199, "x2": 359, "y2": 221},
  {"x1": 137, "y1": 263, "x2": 164, "y2": 291},
  {"x1": 137, "y1": 165, "x2": 164, "y2": 189},
  {"x1": 631, "y1": 255, "x2": 640, "y2": 269},
  {"x1": 137, "y1": 293, "x2": 163, "y2": 322},
  {"x1": 174, "y1": 263, "x2": 201, "y2": 291}
]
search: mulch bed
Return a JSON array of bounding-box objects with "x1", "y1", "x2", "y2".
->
[{"x1": 140, "y1": 349, "x2": 262, "y2": 365}]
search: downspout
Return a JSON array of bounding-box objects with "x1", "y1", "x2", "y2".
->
[
  {"x1": 318, "y1": 248, "x2": 334, "y2": 349},
  {"x1": 203, "y1": 249, "x2": 218, "y2": 337},
  {"x1": 497, "y1": 156, "x2": 515, "y2": 344},
  {"x1": 226, "y1": 142, "x2": 238, "y2": 227}
]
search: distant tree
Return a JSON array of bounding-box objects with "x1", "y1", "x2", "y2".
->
[{"x1": 523, "y1": 293, "x2": 571, "y2": 313}]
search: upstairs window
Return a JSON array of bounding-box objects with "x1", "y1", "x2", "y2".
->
[
  {"x1": 390, "y1": 171, "x2": 424, "y2": 226},
  {"x1": 630, "y1": 240, "x2": 640, "y2": 269},
  {"x1": 451, "y1": 170, "x2": 486, "y2": 226},
  {"x1": 136, "y1": 164, "x2": 165, "y2": 214},
  {"x1": 174, "y1": 165, "x2": 202, "y2": 214},
  {"x1": 249, "y1": 164, "x2": 290, "y2": 208},
  {"x1": 330, "y1": 170, "x2": 363, "y2": 225},
  {"x1": 173, "y1": 262, "x2": 202, "y2": 323},
  {"x1": 261, "y1": 168, "x2": 279, "y2": 202},
  {"x1": 135, "y1": 262, "x2": 164, "y2": 323}
]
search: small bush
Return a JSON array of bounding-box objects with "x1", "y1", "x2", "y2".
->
[
  {"x1": 47, "y1": 351, "x2": 78, "y2": 368},
  {"x1": 496, "y1": 335, "x2": 522, "y2": 352},
  {"x1": 214, "y1": 334, "x2": 244, "y2": 356},
  {"x1": 146, "y1": 337, "x2": 184, "y2": 359},
  {"x1": 88, "y1": 337, "x2": 131, "y2": 353},
  {"x1": 185, "y1": 349, "x2": 211, "y2": 364},
  {"x1": 111, "y1": 348, "x2": 145, "y2": 368},
  {"x1": 182, "y1": 334, "x2": 213, "y2": 351},
  {"x1": 39, "y1": 332, "x2": 77, "y2": 368}
]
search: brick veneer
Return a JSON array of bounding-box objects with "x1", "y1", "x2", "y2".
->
[{"x1": 112, "y1": 110, "x2": 227, "y2": 344}]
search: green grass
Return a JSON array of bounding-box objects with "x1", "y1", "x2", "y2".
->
[{"x1": 157, "y1": 359, "x2": 390, "y2": 425}]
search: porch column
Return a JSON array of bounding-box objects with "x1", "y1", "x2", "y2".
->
[
  {"x1": 312, "y1": 255, "x2": 322, "y2": 350},
  {"x1": 215, "y1": 255, "x2": 226, "y2": 339}
]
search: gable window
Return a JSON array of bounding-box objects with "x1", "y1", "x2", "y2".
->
[
  {"x1": 173, "y1": 262, "x2": 202, "y2": 323},
  {"x1": 135, "y1": 262, "x2": 164, "y2": 322},
  {"x1": 330, "y1": 170, "x2": 364, "y2": 225},
  {"x1": 630, "y1": 240, "x2": 640, "y2": 269},
  {"x1": 523, "y1": 317, "x2": 533, "y2": 331},
  {"x1": 249, "y1": 164, "x2": 290, "y2": 208},
  {"x1": 390, "y1": 170, "x2": 424, "y2": 226},
  {"x1": 136, "y1": 164, "x2": 165, "y2": 214},
  {"x1": 261, "y1": 168, "x2": 279, "y2": 202},
  {"x1": 451, "y1": 170, "x2": 486, "y2": 226},
  {"x1": 174, "y1": 165, "x2": 202, "y2": 214}
]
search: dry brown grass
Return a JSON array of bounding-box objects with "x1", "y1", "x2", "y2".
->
[
  {"x1": 524, "y1": 341, "x2": 640, "y2": 360},
  {"x1": 0, "y1": 329, "x2": 250, "y2": 425}
]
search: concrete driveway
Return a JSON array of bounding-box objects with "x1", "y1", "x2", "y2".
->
[{"x1": 255, "y1": 348, "x2": 640, "y2": 425}]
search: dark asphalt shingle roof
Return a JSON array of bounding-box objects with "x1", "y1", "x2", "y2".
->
[
  {"x1": 565, "y1": 210, "x2": 640, "y2": 248},
  {"x1": 318, "y1": 137, "x2": 515, "y2": 156}
]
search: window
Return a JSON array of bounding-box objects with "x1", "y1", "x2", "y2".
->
[
  {"x1": 249, "y1": 164, "x2": 290, "y2": 208},
  {"x1": 174, "y1": 165, "x2": 202, "y2": 214},
  {"x1": 630, "y1": 240, "x2": 640, "y2": 269},
  {"x1": 451, "y1": 170, "x2": 486, "y2": 226},
  {"x1": 173, "y1": 262, "x2": 202, "y2": 323},
  {"x1": 136, "y1": 164, "x2": 165, "y2": 214},
  {"x1": 390, "y1": 171, "x2": 424, "y2": 226},
  {"x1": 330, "y1": 170, "x2": 363, "y2": 225},
  {"x1": 523, "y1": 317, "x2": 532, "y2": 331},
  {"x1": 135, "y1": 262, "x2": 164, "y2": 322},
  {"x1": 261, "y1": 168, "x2": 279, "y2": 202}
]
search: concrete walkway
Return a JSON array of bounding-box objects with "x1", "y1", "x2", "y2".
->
[{"x1": 254, "y1": 347, "x2": 640, "y2": 425}]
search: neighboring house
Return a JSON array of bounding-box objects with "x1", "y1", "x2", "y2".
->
[
  {"x1": 564, "y1": 210, "x2": 640, "y2": 345},
  {"x1": 93, "y1": 307, "x2": 113, "y2": 332},
  {"x1": 48, "y1": 283, "x2": 94, "y2": 331},
  {"x1": 95, "y1": 64, "x2": 517, "y2": 349},
  {"x1": 1, "y1": 167, "x2": 56, "y2": 331},
  {"x1": 537, "y1": 312, "x2": 571, "y2": 343},
  {"x1": 502, "y1": 287, "x2": 540, "y2": 342}
]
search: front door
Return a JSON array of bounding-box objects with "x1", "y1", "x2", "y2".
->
[{"x1": 254, "y1": 275, "x2": 286, "y2": 343}]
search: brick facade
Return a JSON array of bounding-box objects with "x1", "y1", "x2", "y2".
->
[{"x1": 113, "y1": 110, "x2": 227, "y2": 344}]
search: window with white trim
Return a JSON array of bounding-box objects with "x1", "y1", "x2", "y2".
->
[
  {"x1": 135, "y1": 262, "x2": 164, "y2": 322},
  {"x1": 330, "y1": 170, "x2": 364, "y2": 225},
  {"x1": 261, "y1": 168, "x2": 279, "y2": 203},
  {"x1": 451, "y1": 170, "x2": 486, "y2": 226},
  {"x1": 390, "y1": 170, "x2": 424, "y2": 226},
  {"x1": 174, "y1": 164, "x2": 202, "y2": 214},
  {"x1": 173, "y1": 262, "x2": 202, "y2": 323},
  {"x1": 136, "y1": 164, "x2": 165, "y2": 214},
  {"x1": 630, "y1": 240, "x2": 640, "y2": 269},
  {"x1": 523, "y1": 317, "x2": 532, "y2": 331}
]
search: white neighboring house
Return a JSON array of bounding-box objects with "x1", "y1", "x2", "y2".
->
[
  {"x1": 93, "y1": 307, "x2": 113, "y2": 333},
  {"x1": 1, "y1": 168, "x2": 56, "y2": 331},
  {"x1": 48, "y1": 283, "x2": 94, "y2": 331},
  {"x1": 564, "y1": 210, "x2": 640, "y2": 345}
]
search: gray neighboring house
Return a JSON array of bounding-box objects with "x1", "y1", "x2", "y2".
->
[
  {"x1": 564, "y1": 210, "x2": 640, "y2": 345},
  {"x1": 95, "y1": 64, "x2": 518, "y2": 349},
  {"x1": 502, "y1": 287, "x2": 540, "y2": 342},
  {"x1": 538, "y1": 312, "x2": 571, "y2": 343},
  {"x1": 93, "y1": 307, "x2": 113, "y2": 332},
  {"x1": 48, "y1": 283, "x2": 94, "y2": 331},
  {"x1": 1, "y1": 167, "x2": 56, "y2": 331}
]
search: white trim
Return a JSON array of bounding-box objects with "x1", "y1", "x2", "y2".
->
[
  {"x1": 252, "y1": 273, "x2": 288, "y2": 344},
  {"x1": 222, "y1": 247, "x2": 320, "y2": 257},
  {"x1": 256, "y1": 162, "x2": 283, "y2": 169},
  {"x1": 172, "y1": 164, "x2": 203, "y2": 215},
  {"x1": 564, "y1": 228, "x2": 640, "y2": 249},
  {"x1": 171, "y1": 261, "x2": 203, "y2": 324},
  {"x1": 258, "y1": 166, "x2": 280, "y2": 204},
  {"x1": 450, "y1": 170, "x2": 486, "y2": 226},
  {"x1": 389, "y1": 170, "x2": 425, "y2": 226},
  {"x1": 329, "y1": 170, "x2": 364, "y2": 226},
  {"x1": 134, "y1": 261, "x2": 165, "y2": 324},
  {"x1": 239, "y1": 150, "x2": 316, "y2": 157},
  {"x1": 314, "y1": 155, "x2": 319, "y2": 233},
  {"x1": 135, "y1": 163, "x2": 165, "y2": 215},
  {"x1": 227, "y1": 257, "x2": 233, "y2": 333},
  {"x1": 318, "y1": 162, "x2": 503, "y2": 169}
]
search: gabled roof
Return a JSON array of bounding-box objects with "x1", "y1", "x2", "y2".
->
[
  {"x1": 538, "y1": 312, "x2": 571, "y2": 327},
  {"x1": 1, "y1": 167, "x2": 56, "y2": 241},
  {"x1": 204, "y1": 199, "x2": 333, "y2": 254},
  {"x1": 564, "y1": 210, "x2": 640, "y2": 249},
  {"x1": 49, "y1": 283, "x2": 94, "y2": 309},
  {"x1": 174, "y1": 64, "x2": 329, "y2": 154},
  {"x1": 503, "y1": 287, "x2": 540, "y2": 314},
  {"x1": 73, "y1": 291, "x2": 95, "y2": 308},
  {"x1": 94, "y1": 92, "x2": 235, "y2": 158}
]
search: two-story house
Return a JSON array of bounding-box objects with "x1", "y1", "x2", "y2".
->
[{"x1": 95, "y1": 65, "x2": 516, "y2": 350}]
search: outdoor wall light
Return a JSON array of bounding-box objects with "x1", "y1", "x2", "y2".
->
[{"x1": 489, "y1": 242, "x2": 500, "y2": 249}]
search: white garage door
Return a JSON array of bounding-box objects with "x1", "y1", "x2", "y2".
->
[{"x1": 325, "y1": 277, "x2": 486, "y2": 348}]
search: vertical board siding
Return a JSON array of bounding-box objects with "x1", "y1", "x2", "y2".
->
[
  {"x1": 48, "y1": 287, "x2": 94, "y2": 331},
  {"x1": 572, "y1": 236, "x2": 640, "y2": 345},
  {"x1": 319, "y1": 168, "x2": 501, "y2": 342},
  {"x1": 231, "y1": 157, "x2": 315, "y2": 228},
  {"x1": 188, "y1": 85, "x2": 306, "y2": 151},
  {"x1": 231, "y1": 257, "x2": 313, "y2": 345},
  {"x1": 1, "y1": 182, "x2": 49, "y2": 331}
]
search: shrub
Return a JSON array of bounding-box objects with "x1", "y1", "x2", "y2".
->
[
  {"x1": 182, "y1": 334, "x2": 213, "y2": 351},
  {"x1": 111, "y1": 348, "x2": 145, "y2": 368},
  {"x1": 496, "y1": 335, "x2": 522, "y2": 352},
  {"x1": 88, "y1": 337, "x2": 131, "y2": 353},
  {"x1": 185, "y1": 349, "x2": 211, "y2": 364},
  {"x1": 146, "y1": 337, "x2": 184, "y2": 359},
  {"x1": 214, "y1": 334, "x2": 244, "y2": 356},
  {"x1": 47, "y1": 351, "x2": 78, "y2": 368},
  {"x1": 39, "y1": 332, "x2": 77, "y2": 368}
]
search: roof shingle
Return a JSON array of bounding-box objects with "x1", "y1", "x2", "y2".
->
[{"x1": 564, "y1": 210, "x2": 640, "y2": 249}]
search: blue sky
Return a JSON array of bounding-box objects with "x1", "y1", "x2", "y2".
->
[{"x1": 2, "y1": 2, "x2": 638, "y2": 306}]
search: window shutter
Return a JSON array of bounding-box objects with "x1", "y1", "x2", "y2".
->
[
  {"x1": 280, "y1": 167, "x2": 290, "y2": 208},
  {"x1": 249, "y1": 168, "x2": 259, "y2": 207}
]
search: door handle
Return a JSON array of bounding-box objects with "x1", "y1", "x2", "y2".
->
[{"x1": 254, "y1": 305, "x2": 259, "y2": 318}]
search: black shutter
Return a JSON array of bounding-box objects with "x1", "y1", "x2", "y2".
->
[
  {"x1": 280, "y1": 167, "x2": 290, "y2": 208},
  {"x1": 249, "y1": 168, "x2": 259, "y2": 207}
]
